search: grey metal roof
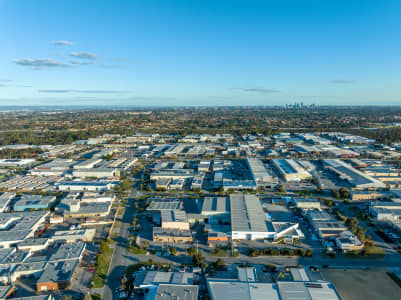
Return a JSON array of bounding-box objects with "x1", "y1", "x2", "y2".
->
[
  {"x1": 277, "y1": 281, "x2": 340, "y2": 300},
  {"x1": 150, "y1": 284, "x2": 199, "y2": 300},
  {"x1": 0, "y1": 211, "x2": 48, "y2": 242},
  {"x1": 201, "y1": 197, "x2": 230, "y2": 214},
  {"x1": 147, "y1": 201, "x2": 181, "y2": 211},
  {"x1": 135, "y1": 271, "x2": 193, "y2": 287},
  {"x1": 153, "y1": 227, "x2": 192, "y2": 237},
  {"x1": 230, "y1": 194, "x2": 268, "y2": 233},
  {"x1": 14, "y1": 261, "x2": 47, "y2": 273},
  {"x1": 207, "y1": 280, "x2": 279, "y2": 300},
  {"x1": 49, "y1": 241, "x2": 85, "y2": 262},
  {"x1": 18, "y1": 237, "x2": 49, "y2": 247},
  {"x1": 161, "y1": 210, "x2": 188, "y2": 223},
  {"x1": 37, "y1": 259, "x2": 78, "y2": 284}
]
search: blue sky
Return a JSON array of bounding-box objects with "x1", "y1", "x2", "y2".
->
[{"x1": 0, "y1": 0, "x2": 400, "y2": 106}]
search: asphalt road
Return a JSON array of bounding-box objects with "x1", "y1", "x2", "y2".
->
[{"x1": 103, "y1": 183, "x2": 141, "y2": 300}]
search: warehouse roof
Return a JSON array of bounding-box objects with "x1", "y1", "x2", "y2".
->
[
  {"x1": 277, "y1": 281, "x2": 340, "y2": 300},
  {"x1": 161, "y1": 210, "x2": 188, "y2": 223},
  {"x1": 134, "y1": 271, "x2": 193, "y2": 287},
  {"x1": 49, "y1": 241, "x2": 85, "y2": 262},
  {"x1": 37, "y1": 259, "x2": 78, "y2": 284},
  {"x1": 230, "y1": 194, "x2": 268, "y2": 233},
  {"x1": 146, "y1": 284, "x2": 199, "y2": 300},
  {"x1": 201, "y1": 197, "x2": 230, "y2": 214},
  {"x1": 207, "y1": 280, "x2": 279, "y2": 300}
]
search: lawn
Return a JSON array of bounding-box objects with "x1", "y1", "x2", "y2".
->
[{"x1": 92, "y1": 241, "x2": 114, "y2": 288}]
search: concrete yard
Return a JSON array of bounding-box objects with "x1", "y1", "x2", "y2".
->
[{"x1": 322, "y1": 268, "x2": 401, "y2": 300}]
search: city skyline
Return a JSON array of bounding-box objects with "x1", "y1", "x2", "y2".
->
[{"x1": 1, "y1": 0, "x2": 400, "y2": 106}]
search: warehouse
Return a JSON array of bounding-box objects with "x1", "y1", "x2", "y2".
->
[
  {"x1": 294, "y1": 197, "x2": 321, "y2": 210},
  {"x1": 246, "y1": 157, "x2": 278, "y2": 187},
  {"x1": 73, "y1": 158, "x2": 102, "y2": 169},
  {"x1": 0, "y1": 211, "x2": 49, "y2": 248},
  {"x1": 13, "y1": 194, "x2": 57, "y2": 211},
  {"x1": 72, "y1": 167, "x2": 118, "y2": 179},
  {"x1": 0, "y1": 159, "x2": 35, "y2": 167},
  {"x1": 191, "y1": 173, "x2": 204, "y2": 190},
  {"x1": 223, "y1": 179, "x2": 257, "y2": 190},
  {"x1": 155, "y1": 178, "x2": 171, "y2": 190},
  {"x1": 0, "y1": 176, "x2": 60, "y2": 192},
  {"x1": 200, "y1": 197, "x2": 230, "y2": 225},
  {"x1": 201, "y1": 197, "x2": 230, "y2": 216},
  {"x1": 277, "y1": 281, "x2": 340, "y2": 300},
  {"x1": 63, "y1": 202, "x2": 111, "y2": 218},
  {"x1": 351, "y1": 190, "x2": 388, "y2": 201},
  {"x1": 152, "y1": 227, "x2": 193, "y2": 244},
  {"x1": 322, "y1": 159, "x2": 386, "y2": 189},
  {"x1": 17, "y1": 238, "x2": 50, "y2": 252},
  {"x1": 49, "y1": 241, "x2": 86, "y2": 262},
  {"x1": 31, "y1": 159, "x2": 74, "y2": 176},
  {"x1": 335, "y1": 230, "x2": 363, "y2": 253},
  {"x1": 198, "y1": 160, "x2": 211, "y2": 172},
  {"x1": 56, "y1": 181, "x2": 117, "y2": 191},
  {"x1": 208, "y1": 281, "x2": 279, "y2": 300},
  {"x1": 37, "y1": 260, "x2": 79, "y2": 292},
  {"x1": 134, "y1": 271, "x2": 193, "y2": 289},
  {"x1": 163, "y1": 144, "x2": 188, "y2": 156},
  {"x1": 51, "y1": 228, "x2": 96, "y2": 243},
  {"x1": 230, "y1": 194, "x2": 273, "y2": 240},
  {"x1": 272, "y1": 159, "x2": 312, "y2": 182},
  {"x1": 168, "y1": 178, "x2": 185, "y2": 190},
  {"x1": 370, "y1": 201, "x2": 401, "y2": 224},
  {"x1": 150, "y1": 169, "x2": 194, "y2": 180},
  {"x1": 11, "y1": 261, "x2": 47, "y2": 284},
  {"x1": 147, "y1": 199, "x2": 181, "y2": 225},
  {"x1": 161, "y1": 210, "x2": 190, "y2": 230},
  {"x1": 145, "y1": 284, "x2": 199, "y2": 300}
]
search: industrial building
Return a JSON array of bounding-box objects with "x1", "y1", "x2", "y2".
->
[
  {"x1": 134, "y1": 271, "x2": 193, "y2": 289},
  {"x1": 0, "y1": 176, "x2": 60, "y2": 192},
  {"x1": 163, "y1": 144, "x2": 188, "y2": 156},
  {"x1": 56, "y1": 180, "x2": 118, "y2": 191},
  {"x1": 30, "y1": 159, "x2": 74, "y2": 176},
  {"x1": 322, "y1": 159, "x2": 386, "y2": 189},
  {"x1": 335, "y1": 230, "x2": 363, "y2": 253},
  {"x1": 150, "y1": 169, "x2": 194, "y2": 181},
  {"x1": 0, "y1": 159, "x2": 35, "y2": 167},
  {"x1": 294, "y1": 197, "x2": 321, "y2": 210},
  {"x1": 72, "y1": 167, "x2": 118, "y2": 179},
  {"x1": 207, "y1": 266, "x2": 341, "y2": 300},
  {"x1": 272, "y1": 159, "x2": 312, "y2": 182},
  {"x1": 51, "y1": 228, "x2": 96, "y2": 243},
  {"x1": 307, "y1": 211, "x2": 347, "y2": 238},
  {"x1": 0, "y1": 211, "x2": 49, "y2": 248},
  {"x1": 230, "y1": 194, "x2": 272, "y2": 240},
  {"x1": 161, "y1": 210, "x2": 190, "y2": 230},
  {"x1": 13, "y1": 194, "x2": 57, "y2": 211},
  {"x1": 246, "y1": 157, "x2": 278, "y2": 187},
  {"x1": 152, "y1": 227, "x2": 193, "y2": 244},
  {"x1": 145, "y1": 284, "x2": 199, "y2": 300},
  {"x1": 200, "y1": 197, "x2": 230, "y2": 225},
  {"x1": 36, "y1": 260, "x2": 79, "y2": 292}
]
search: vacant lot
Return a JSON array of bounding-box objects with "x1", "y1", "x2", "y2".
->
[{"x1": 322, "y1": 268, "x2": 401, "y2": 300}]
